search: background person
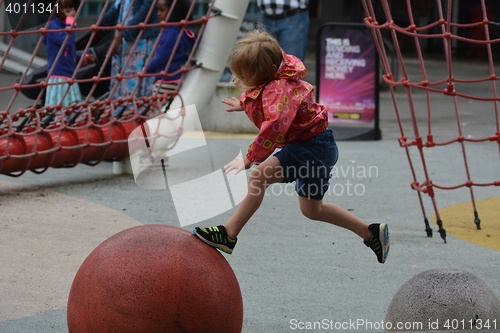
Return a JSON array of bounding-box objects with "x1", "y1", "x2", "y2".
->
[
  {"x1": 104, "y1": 0, "x2": 160, "y2": 99},
  {"x1": 44, "y1": 0, "x2": 95, "y2": 108},
  {"x1": 257, "y1": 0, "x2": 309, "y2": 61}
]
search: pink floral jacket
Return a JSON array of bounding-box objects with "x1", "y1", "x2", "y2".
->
[{"x1": 240, "y1": 52, "x2": 328, "y2": 164}]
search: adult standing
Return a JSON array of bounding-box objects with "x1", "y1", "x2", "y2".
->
[
  {"x1": 257, "y1": 0, "x2": 309, "y2": 61},
  {"x1": 104, "y1": 0, "x2": 160, "y2": 99}
]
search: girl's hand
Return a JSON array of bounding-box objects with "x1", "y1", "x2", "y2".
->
[
  {"x1": 224, "y1": 157, "x2": 252, "y2": 175},
  {"x1": 221, "y1": 97, "x2": 244, "y2": 112}
]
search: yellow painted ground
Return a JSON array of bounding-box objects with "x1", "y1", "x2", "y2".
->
[
  {"x1": 432, "y1": 197, "x2": 500, "y2": 251},
  {"x1": 182, "y1": 130, "x2": 256, "y2": 139}
]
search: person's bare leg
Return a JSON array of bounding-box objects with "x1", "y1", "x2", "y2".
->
[
  {"x1": 298, "y1": 196, "x2": 371, "y2": 240},
  {"x1": 224, "y1": 157, "x2": 284, "y2": 239}
]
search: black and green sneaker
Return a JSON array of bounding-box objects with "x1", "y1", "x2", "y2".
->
[
  {"x1": 193, "y1": 225, "x2": 237, "y2": 254},
  {"x1": 364, "y1": 223, "x2": 390, "y2": 263}
]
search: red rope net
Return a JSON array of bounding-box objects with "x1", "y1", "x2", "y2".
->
[
  {"x1": 0, "y1": 0, "x2": 216, "y2": 176},
  {"x1": 362, "y1": 0, "x2": 500, "y2": 241}
]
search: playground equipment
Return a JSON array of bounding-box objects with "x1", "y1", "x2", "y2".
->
[
  {"x1": 0, "y1": 0, "x2": 250, "y2": 175},
  {"x1": 67, "y1": 225, "x2": 243, "y2": 332},
  {"x1": 362, "y1": 0, "x2": 500, "y2": 241}
]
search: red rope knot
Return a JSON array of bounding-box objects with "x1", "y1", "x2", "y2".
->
[
  {"x1": 443, "y1": 32, "x2": 452, "y2": 40},
  {"x1": 420, "y1": 80, "x2": 429, "y2": 87},
  {"x1": 383, "y1": 73, "x2": 394, "y2": 82},
  {"x1": 39, "y1": 28, "x2": 47, "y2": 36},
  {"x1": 160, "y1": 20, "x2": 168, "y2": 28},
  {"x1": 363, "y1": 17, "x2": 374, "y2": 25},
  {"x1": 402, "y1": 79, "x2": 410, "y2": 87},
  {"x1": 444, "y1": 83, "x2": 455, "y2": 95},
  {"x1": 383, "y1": 21, "x2": 393, "y2": 30},
  {"x1": 116, "y1": 24, "x2": 123, "y2": 31},
  {"x1": 93, "y1": 76, "x2": 100, "y2": 84},
  {"x1": 398, "y1": 136, "x2": 407, "y2": 147},
  {"x1": 67, "y1": 78, "x2": 74, "y2": 86},
  {"x1": 139, "y1": 23, "x2": 146, "y2": 31},
  {"x1": 137, "y1": 71, "x2": 144, "y2": 79},
  {"x1": 415, "y1": 137, "x2": 424, "y2": 149},
  {"x1": 65, "y1": 26, "x2": 74, "y2": 34},
  {"x1": 490, "y1": 74, "x2": 497, "y2": 80},
  {"x1": 426, "y1": 135, "x2": 435, "y2": 147},
  {"x1": 423, "y1": 181, "x2": 435, "y2": 197},
  {"x1": 410, "y1": 181, "x2": 420, "y2": 191},
  {"x1": 200, "y1": 16, "x2": 209, "y2": 24},
  {"x1": 495, "y1": 180, "x2": 500, "y2": 186},
  {"x1": 91, "y1": 24, "x2": 99, "y2": 32},
  {"x1": 457, "y1": 135, "x2": 464, "y2": 142},
  {"x1": 10, "y1": 30, "x2": 18, "y2": 38},
  {"x1": 116, "y1": 74, "x2": 123, "y2": 81},
  {"x1": 466, "y1": 180, "x2": 473, "y2": 187},
  {"x1": 14, "y1": 83, "x2": 22, "y2": 92},
  {"x1": 408, "y1": 24, "x2": 417, "y2": 32}
]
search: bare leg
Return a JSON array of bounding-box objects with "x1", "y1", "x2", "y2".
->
[
  {"x1": 224, "y1": 157, "x2": 284, "y2": 239},
  {"x1": 298, "y1": 196, "x2": 371, "y2": 240}
]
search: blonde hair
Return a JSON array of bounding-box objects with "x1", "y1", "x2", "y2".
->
[{"x1": 229, "y1": 30, "x2": 283, "y2": 89}]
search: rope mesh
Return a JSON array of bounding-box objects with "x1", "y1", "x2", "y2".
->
[
  {"x1": 0, "y1": 0, "x2": 216, "y2": 176},
  {"x1": 362, "y1": 0, "x2": 500, "y2": 241}
]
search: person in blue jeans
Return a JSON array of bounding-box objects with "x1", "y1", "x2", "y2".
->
[{"x1": 257, "y1": 0, "x2": 310, "y2": 61}]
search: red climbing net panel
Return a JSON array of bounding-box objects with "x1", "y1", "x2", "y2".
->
[
  {"x1": 0, "y1": 0, "x2": 216, "y2": 176},
  {"x1": 362, "y1": 0, "x2": 500, "y2": 241}
]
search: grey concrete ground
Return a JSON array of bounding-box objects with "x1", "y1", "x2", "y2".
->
[{"x1": 1, "y1": 54, "x2": 499, "y2": 333}]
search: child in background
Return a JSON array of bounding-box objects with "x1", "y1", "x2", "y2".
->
[
  {"x1": 145, "y1": 0, "x2": 195, "y2": 85},
  {"x1": 194, "y1": 31, "x2": 390, "y2": 264},
  {"x1": 44, "y1": 0, "x2": 94, "y2": 108}
]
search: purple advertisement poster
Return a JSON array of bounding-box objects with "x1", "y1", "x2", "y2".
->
[{"x1": 318, "y1": 24, "x2": 379, "y2": 125}]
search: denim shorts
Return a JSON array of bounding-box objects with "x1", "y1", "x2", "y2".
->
[{"x1": 274, "y1": 129, "x2": 338, "y2": 200}]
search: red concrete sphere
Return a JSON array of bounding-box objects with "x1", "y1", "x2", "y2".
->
[{"x1": 67, "y1": 225, "x2": 243, "y2": 333}]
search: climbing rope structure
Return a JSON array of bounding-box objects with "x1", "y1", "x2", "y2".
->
[
  {"x1": 0, "y1": 0, "x2": 249, "y2": 176},
  {"x1": 362, "y1": 0, "x2": 500, "y2": 242}
]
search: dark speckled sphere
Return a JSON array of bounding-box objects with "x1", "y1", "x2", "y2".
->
[{"x1": 67, "y1": 224, "x2": 243, "y2": 333}]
